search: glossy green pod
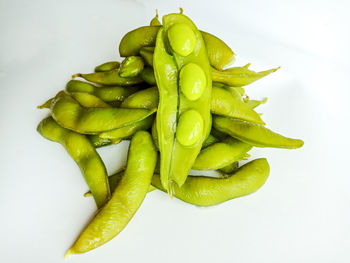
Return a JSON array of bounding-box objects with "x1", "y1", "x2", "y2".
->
[
  {"x1": 211, "y1": 66, "x2": 280, "y2": 87},
  {"x1": 70, "y1": 92, "x2": 111, "y2": 108},
  {"x1": 94, "y1": 61, "x2": 120, "y2": 72},
  {"x1": 213, "y1": 116, "x2": 304, "y2": 149},
  {"x1": 66, "y1": 80, "x2": 139, "y2": 102},
  {"x1": 152, "y1": 158, "x2": 270, "y2": 206},
  {"x1": 139, "y1": 46, "x2": 155, "y2": 66},
  {"x1": 88, "y1": 135, "x2": 118, "y2": 148},
  {"x1": 50, "y1": 92, "x2": 155, "y2": 134},
  {"x1": 211, "y1": 85, "x2": 265, "y2": 124},
  {"x1": 121, "y1": 87, "x2": 159, "y2": 110},
  {"x1": 140, "y1": 66, "x2": 157, "y2": 85},
  {"x1": 65, "y1": 131, "x2": 157, "y2": 255},
  {"x1": 37, "y1": 117, "x2": 110, "y2": 208},
  {"x1": 201, "y1": 31, "x2": 235, "y2": 70},
  {"x1": 72, "y1": 68, "x2": 143, "y2": 86},
  {"x1": 119, "y1": 26, "x2": 235, "y2": 70},
  {"x1": 192, "y1": 137, "x2": 252, "y2": 170},
  {"x1": 119, "y1": 56, "x2": 144, "y2": 77}
]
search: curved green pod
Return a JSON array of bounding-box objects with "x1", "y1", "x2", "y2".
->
[
  {"x1": 211, "y1": 66, "x2": 280, "y2": 87},
  {"x1": 211, "y1": 85, "x2": 265, "y2": 124},
  {"x1": 213, "y1": 116, "x2": 304, "y2": 149},
  {"x1": 119, "y1": 26, "x2": 235, "y2": 69},
  {"x1": 72, "y1": 68, "x2": 143, "y2": 86},
  {"x1": 192, "y1": 137, "x2": 252, "y2": 170},
  {"x1": 94, "y1": 61, "x2": 120, "y2": 72},
  {"x1": 37, "y1": 117, "x2": 110, "y2": 208},
  {"x1": 121, "y1": 87, "x2": 159, "y2": 110},
  {"x1": 219, "y1": 161, "x2": 239, "y2": 174},
  {"x1": 98, "y1": 116, "x2": 154, "y2": 140},
  {"x1": 70, "y1": 92, "x2": 111, "y2": 108},
  {"x1": 139, "y1": 46, "x2": 155, "y2": 66},
  {"x1": 140, "y1": 66, "x2": 157, "y2": 85},
  {"x1": 66, "y1": 80, "x2": 139, "y2": 102},
  {"x1": 201, "y1": 134, "x2": 219, "y2": 148},
  {"x1": 88, "y1": 135, "x2": 118, "y2": 148},
  {"x1": 152, "y1": 158, "x2": 270, "y2": 206},
  {"x1": 50, "y1": 92, "x2": 155, "y2": 134},
  {"x1": 119, "y1": 56, "x2": 144, "y2": 77},
  {"x1": 66, "y1": 131, "x2": 157, "y2": 255},
  {"x1": 200, "y1": 31, "x2": 235, "y2": 70}
]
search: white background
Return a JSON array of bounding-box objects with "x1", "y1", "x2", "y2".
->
[{"x1": 1, "y1": 0, "x2": 350, "y2": 262}]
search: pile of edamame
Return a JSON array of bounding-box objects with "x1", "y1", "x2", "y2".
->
[{"x1": 37, "y1": 10, "x2": 303, "y2": 257}]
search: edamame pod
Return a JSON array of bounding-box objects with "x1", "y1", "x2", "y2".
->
[
  {"x1": 66, "y1": 80, "x2": 139, "y2": 102},
  {"x1": 211, "y1": 85, "x2": 265, "y2": 124},
  {"x1": 37, "y1": 117, "x2": 110, "y2": 208},
  {"x1": 119, "y1": 26, "x2": 235, "y2": 69},
  {"x1": 139, "y1": 46, "x2": 155, "y2": 66},
  {"x1": 152, "y1": 158, "x2": 270, "y2": 206},
  {"x1": 211, "y1": 66, "x2": 280, "y2": 87},
  {"x1": 70, "y1": 92, "x2": 111, "y2": 108},
  {"x1": 150, "y1": 10, "x2": 161, "y2": 26},
  {"x1": 192, "y1": 137, "x2": 252, "y2": 170},
  {"x1": 72, "y1": 68, "x2": 143, "y2": 86},
  {"x1": 121, "y1": 87, "x2": 159, "y2": 110},
  {"x1": 140, "y1": 66, "x2": 157, "y2": 85},
  {"x1": 65, "y1": 131, "x2": 157, "y2": 255},
  {"x1": 213, "y1": 116, "x2": 304, "y2": 149},
  {"x1": 119, "y1": 56, "x2": 144, "y2": 77},
  {"x1": 88, "y1": 135, "x2": 118, "y2": 148},
  {"x1": 201, "y1": 134, "x2": 219, "y2": 148},
  {"x1": 94, "y1": 61, "x2": 120, "y2": 72},
  {"x1": 219, "y1": 161, "x2": 239, "y2": 174},
  {"x1": 51, "y1": 92, "x2": 155, "y2": 134}
]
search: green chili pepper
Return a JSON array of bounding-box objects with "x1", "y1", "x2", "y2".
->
[
  {"x1": 65, "y1": 131, "x2": 157, "y2": 256},
  {"x1": 213, "y1": 116, "x2": 304, "y2": 149},
  {"x1": 152, "y1": 158, "x2": 270, "y2": 206},
  {"x1": 37, "y1": 117, "x2": 110, "y2": 208}
]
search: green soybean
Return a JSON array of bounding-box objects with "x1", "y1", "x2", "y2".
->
[
  {"x1": 213, "y1": 116, "x2": 304, "y2": 149},
  {"x1": 192, "y1": 137, "x2": 252, "y2": 170},
  {"x1": 119, "y1": 56, "x2": 144, "y2": 77},
  {"x1": 152, "y1": 158, "x2": 270, "y2": 206},
  {"x1": 94, "y1": 61, "x2": 120, "y2": 72},
  {"x1": 37, "y1": 117, "x2": 110, "y2": 208},
  {"x1": 50, "y1": 92, "x2": 155, "y2": 134}
]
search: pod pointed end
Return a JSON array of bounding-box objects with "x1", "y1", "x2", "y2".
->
[
  {"x1": 72, "y1": 73, "x2": 82, "y2": 79},
  {"x1": 64, "y1": 248, "x2": 74, "y2": 259}
]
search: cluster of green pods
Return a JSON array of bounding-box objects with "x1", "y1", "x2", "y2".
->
[{"x1": 37, "y1": 10, "x2": 303, "y2": 257}]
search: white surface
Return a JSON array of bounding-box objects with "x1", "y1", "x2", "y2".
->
[{"x1": 1, "y1": 0, "x2": 350, "y2": 262}]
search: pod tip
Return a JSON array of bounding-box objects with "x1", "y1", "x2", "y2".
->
[
  {"x1": 83, "y1": 191, "x2": 92, "y2": 197},
  {"x1": 72, "y1": 73, "x2": 82, "y2": 79},
  {"x1": 64, "y1": 248, "x2": 74, "y2": 259},
  {"x1": 179, "y1": 7, "x2": 183, "y2": 14},
  {"x1": 273, "y1": 66, "x2": 281, "y2": 72}
]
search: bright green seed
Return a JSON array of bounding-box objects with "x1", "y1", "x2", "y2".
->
[
  {"x1": 179, "y1": 63, "x2": 206, "y2": 101},
  {"x1": 176, "y1": 110, "x2": 203, "y2": 147},
  {"x1": 167, "y1": 24, "x2": 196, "y2": 57}
]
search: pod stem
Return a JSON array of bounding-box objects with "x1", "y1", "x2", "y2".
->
[{"x1": 71, "y1": 73, "x2": 82, "y2": 79}]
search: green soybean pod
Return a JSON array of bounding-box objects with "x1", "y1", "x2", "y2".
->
[
  {"x1": 213, "y1": 116, "x2": 304, "y2": 149},
  {"x1": 88, "y1": 135, "x2": 118, "y2": 148},
  {"x1": 50, "y1": 92, "x2": 155, "y2": 134},
  {"x1": 37, "y1": 117, "x2": 110, "y2": 208},
  {"x1": 211, "y1": 85, "x2": 265, "y2": 125},
  {"x1": 121, "y1": 87, "x2": 159, "y2": 110},
  {"x1": 72, "y1": 68, "x2": 143, "y2": 86},
  {"x1": 201, "y1": 134, "x2": 219, "y2": 148},
  {"x1": 70, "y1": 92, "x2": 111, "y2": 108},
  {"x1": 150, "y1": 9, "x2": 161, "y2": 26},
  {"x1": 140, "y1": 66, "x2": 157, "y2": 85},
  {"x1": 219, "y1": 162, "x2": 239, "y2": 174},
  {"x1": 211, "y1": 66, "x2": 280, "y2": 87},
  {"x1": 139, "y1": 46, "x2": 155, "y2": 66},
  {"x1": 119, "y1": 56, "x2": 144, "y2": 77},
  {"x1": 66, "y1": 80, "x2": 139, "y2": 102},
  {"x1": 192, "y1": 137, "x2": 252, "y2": 170},
  {"x1": 152, "y1": 158, "x2": 270, "y2": 206},
  {"x1": 94, "y1": 61, "x2": 120, "y2": 72},
  {"x1": 201, "y1": 31, "x2": 235, "y2": 70},
  {"x1": 65, "y1": 131, "x2": 157, "y2": 256}
]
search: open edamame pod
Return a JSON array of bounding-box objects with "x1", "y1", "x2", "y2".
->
[
  {"x1": 154, "y1": 13, "x2": 212, "y2": 191},
  {"x1": 66, "y1": 80, "x2": 139, "y2": 102},
  {"x1": 94, "y1": 61, "x2": 120, "y2": 72},
  {"x1": 213, "y1": 116, "x2": 304, "y2": 149},
  {"x1": 72, "y1": 68, "x2": 143, "y2": 86},
  {"x1": 65, "y1": 131, "x2": 157, "y2": 256},
  {"x1": 211, "y1": 66, "x2": 280, "y2": 87},
  {"x1": 192, "y1": 137, "x2": 252, "y2": 170},
  {"x1": 152, "y1": 158, "x2": 270, "y2": 206},
  {"x1": 50, "y1": 92, "x2": 155, "y2": 134},
  {"x1": 119, "y1": 26, "x2": 235, "y2": 70},
  {"x1": 211, "y1": 85, "x2": 265, "y2": 124},
  {"x1": 37, "y1": 117, "x2": 110, "y2": 208}
]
